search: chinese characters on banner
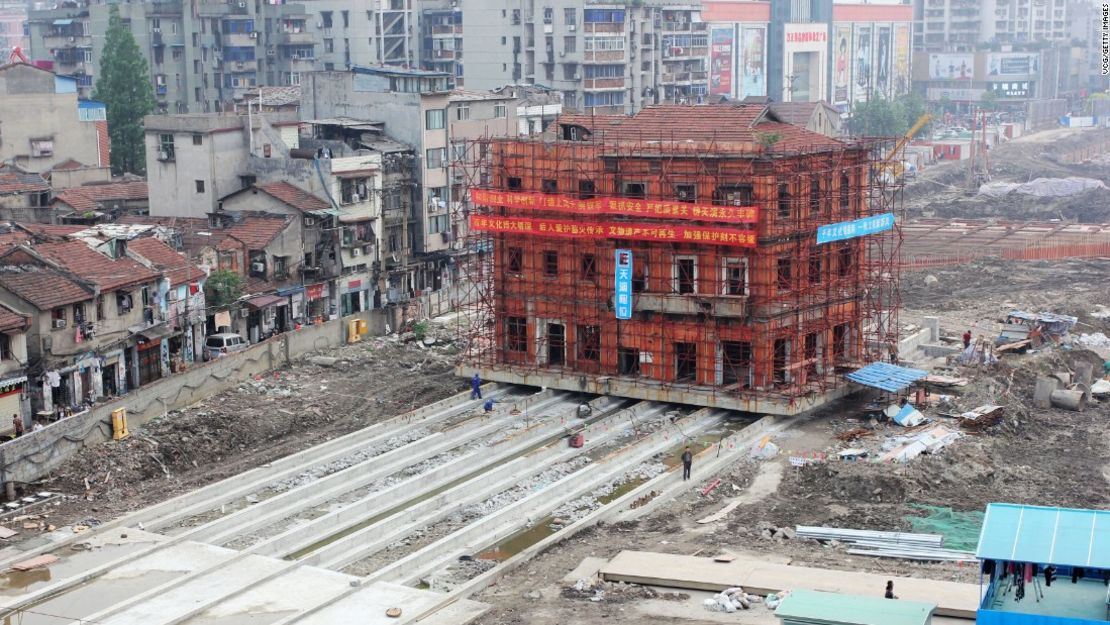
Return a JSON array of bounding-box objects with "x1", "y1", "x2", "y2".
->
[
  {"x1": 470, "y1": 215, "x2": 757, "y2": 247},
  {"x1": 816, "y1": 213, "x2": 895, "y2": 245},
  {"x1": 615, "y1": 249, "x2": 633, "y2": 320},
  {"x1": 470, "y1": 189, "x2": 758, "y2": 224}
]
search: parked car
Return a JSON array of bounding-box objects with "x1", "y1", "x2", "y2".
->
[{"x1": 203, "y1": 333, "x2": 249, "y2": 360}]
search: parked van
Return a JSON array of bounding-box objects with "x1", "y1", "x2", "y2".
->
[{"x1": 203, "y1": 333, "x2": 248, "y2": 360}]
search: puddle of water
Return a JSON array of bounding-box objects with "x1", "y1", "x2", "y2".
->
[
  {"x1": 1, "y1": 570, "x2": 179, "y2": 625},
  {"x1": 597, "y1": 477, "x2": 648, "y2": 505},
  {"x1": 0, "y1": 538, "x2": 159, "y2": 597},
  {"x1": 475, "y1": 519, "x2": 557, "y2": 562}
]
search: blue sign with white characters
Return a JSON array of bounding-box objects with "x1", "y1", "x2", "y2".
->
[
  {"x1": 615, "y1": 249, "x2": 633, "y2": 320},
  {"x1": 816, "y1": 212, "x2": 896, "y2": 245}
]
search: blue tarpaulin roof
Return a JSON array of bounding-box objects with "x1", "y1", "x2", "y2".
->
[
  {"x1": 976, "y1": 503, "x2": 1110, "y2": 569},
  {"x1": 845, "y1": 362, "x2": 928, "y2": 393}
]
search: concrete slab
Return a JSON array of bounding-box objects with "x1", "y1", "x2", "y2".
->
[
  {"x1": 561, "y1": 557, "x2": 608, "y2": 585},
  {"x1": 184, "y1": 565, "x2": 355, "y2": 624},
  {"x1": 599, "y1": 551, "x2": 980, "y2": 619},
  {"x1": 299, "y1": 581, "x2": 489, "y2": 625}
]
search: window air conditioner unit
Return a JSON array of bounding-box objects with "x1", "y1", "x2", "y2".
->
[
  {"x1": 237, "y1": 1, "x2": 247, "y2": 7},
  {"x1": 158, "y1": 151, "x2": 170, "y2": 161},
  {"x1": 68, "y1": 36, "x2": 75, "y2": 43},
  {"x1": 351, "y1": 193, "x2": 360, "y2": 203},
  {"x1": 54, "y1": 319, "x2": 66, "y2": 329},
  {"x1": 249, "y1": 31, "x2": 258, "y2": 39},
  {"x1": 153, "y1": 27, "x2": 161, "y2": 33},
  {"x1": 251, "y1": 261, "x2": 266, "y2": 273},
  {"x1": 351, "y1": 248, "x2": 361, "y2": 257},
  {"x1": 240, "y1": 308, "x2": 250, "y2": 318},
  {"x1": 266, "y1": 48, "x2": 275, "y2": 56},
  {"x1": 304, "y1": 216, "x2": 316, "y2": 226}
]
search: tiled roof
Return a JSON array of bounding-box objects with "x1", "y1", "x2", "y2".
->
[
  {"x1": 254, "y1": 182, "x2": 331, "y2": 214},
  {"x1": 51, "y1": 158, "x2": 87, "y2": 171},
  {"x1": 0, "y1": 304, "x2": 28, "y2": 332},
  {"x1": 223, "y1": 214, "x2": 293, "y2": 250},
  {"x1": 0, "y1": 262, "x2": 93, "y2": 310},
  {"x1": 127, "y1": 237, "x2": 206, "y2": 287},
  {"x1": 557, "y1": 104, "x2": 844, "y2": 152},
  {"x1": 0, "y1": 230, "x2": 31, "y2": 250},
  {"x1": 33, "y1": 240, "x2": 158, "y2": 291},
  {"x1": 15, "y1": 223, "x2": 85, "y2": 237},
  {"x1": 768, "y1": 101, "x2": 821, "y2": 126},
  {"x1": 52, "y1": 182, "x2": 150, "y2": 212},
  {"x1": 0, "y1": 166, "x2": 49, "y2": 195}
]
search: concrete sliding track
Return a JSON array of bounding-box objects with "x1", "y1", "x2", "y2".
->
[{"x1": 0, "y1": 383, "x2": 760, "y2": 625}]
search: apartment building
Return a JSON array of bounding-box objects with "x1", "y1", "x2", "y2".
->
[
  {"x1": 914, "y1": 0, "x2": 1072, "y2": 51},
  {"x1": 0, "y1": 63, "x2": 108, "y2": 174},
  {"x1": 461, "y1": 2, "x2": 708, "y2": 114},
  {"x1": 25, "y1": 0, "x2": 418, "y2": 113}
]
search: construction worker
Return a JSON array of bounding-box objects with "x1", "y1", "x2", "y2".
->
[
  {"x1": 962, "y1": 330, "x2": 972, "y2": 349},
  {"x1": 11, "y1": 413, "x2": 23, "y2": 439},
  {"x1": 681, "y1": 446, "x2": 693, "y2": 481},
  {"x1": 884, "y1": 580, "x2": 898, "y2": 599},
  {"x1": 483, "y1": 399, "x2": 494, "y2": 413},
  {"x1": 470, "y1": 373, "x2": 482, "y2": 400}
]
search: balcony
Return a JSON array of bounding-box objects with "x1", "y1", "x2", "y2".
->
[
  {"x1": 224, "y1": 32, "x2": 254, "y2": 47},
  {"x1": 430, "y1": 24, "x2": 461, "y2": 36},
  {"x1": 277, "y1": 31, "x2": 315, "y2": 45},
  {"x1": 583, "y1": 50, "x2": 625, "y2": 63},
  {"x1": 582, "y1": 77, "x2": 625, "y2": 90},
  {"x1": 660, "y1": 21, "x2": 707, "y2": 32},
  {"x1": 584, "y1": 22, "x2": 624, "y2": 34},
  {"x1": 429, "y1": 48, "x2": 456, "y2": 60},
  {"x1": 663, "y1": 46, "x2": 708, "y2": 60},
  {"x1": 634, "y1": 293, "x2": 747, "y2": 319},
  {"x1": 661, "y1": 70, "x2": 708, "y2": 84}
]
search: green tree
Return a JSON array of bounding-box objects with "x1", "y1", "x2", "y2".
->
[
  {"x1": 849, "y1": 94, "x2": 931, "y2": 138},
  {"x1": 204, "y1": 270, "x2": 244, "y2": 308},
  {"x1": 979, "y1": 89, "x2": 998, "y2": 111},
  {"x1": 93, "y1": 5, "x2": 155, "y2": 175}
]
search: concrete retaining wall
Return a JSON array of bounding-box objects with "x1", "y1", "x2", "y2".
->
[{"x1": 0, "y1": 309, "x2": 393, "y2": 487}]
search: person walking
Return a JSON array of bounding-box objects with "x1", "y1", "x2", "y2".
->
[
  {"x1": 963, "y1": 330, "x2": 972, "y2": 349},
  {"x1": 470, "y1": 373, "x2": 482, "y2": 400},
  {"x1": 681, "y1": 446, "x2": 693, "y2": 481},
  {"x1": 11, "y1": 413, "x2": 23, "y2": 439},
  {"x1": 884, "y1": 580, "x2": 898, "y2": 599}
]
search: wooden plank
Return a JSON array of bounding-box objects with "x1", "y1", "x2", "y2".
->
[
  {"x1": 11, "y1": 554, "x2": 58, "y2": 571},
  {"x1": 599, "y1": 551, "x2": 980, "y2": 619}
]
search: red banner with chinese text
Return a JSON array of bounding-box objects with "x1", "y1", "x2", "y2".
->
[
  {"x1": 471, "y1": 189, "x2": 758, "y2": 224},
  {"x1": 470, "y1": 215, "x2": 756, "y2": 247}
]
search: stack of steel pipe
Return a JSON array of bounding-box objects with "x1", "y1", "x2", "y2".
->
[{"x1": 795, "y1": 526, "x2": 977, "y2": 562}]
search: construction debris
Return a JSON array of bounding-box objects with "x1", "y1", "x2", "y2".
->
[{"x1": 796, "y1": 526, "x2": 976, "y2": 562}]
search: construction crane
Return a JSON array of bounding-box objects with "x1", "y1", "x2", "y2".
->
[{"x1": 878, "y1": 113, "x2": 932, "y2": 183}]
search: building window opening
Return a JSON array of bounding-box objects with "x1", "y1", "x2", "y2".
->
[
  {"x1": 674, "y1": 342, "x2": 697, "y2": 382},
  {"x1": 674, "y1": 256, "x2": 696, "y2": 294},
  {"x1": 618, "y1": 347, "x2": 640, "y2": 376},
  {"x1": 541, "y1": 178, "x2": 558, "y2": 194},
  {"x1": 622, "y1": 181, "x2": 646, "y2": 198},
  {"x1": 632, "y1": 253, "x2": 648, "y2": 292},
  {"x1": 577, "y1": 325, "x2": 600, "y2": 362},
  {"x1": 723, "y1": 257, "x2": 747, "y2": 295},
  {"x1": 777, "y1": 183, "x2": 791, "y2": 219},
  {"x1": 543, "y1": 250, "x2": 558, "y2": 277},
  {"x1": 507, "y1": 246, "x2": 523, "y2": 273},
  {"x1": 506, "y1": 316, "x2": 527, "y2": 352},
  {"x1": 840, "y1": 173, "x2": 851, "y2": 211},
  {"x1": 714, "y1": 184, "x2": 753, "y2": 206},
  {"x1": 773, "y1": 338, "x2": 789, "y2": 384},
  {"x1": 547, "y1": 323, "x2": 566, "y2": 366},
  {"x1": 776, "y1": 257, "x2": 792, "y2": 291},
  {"x1": 580, "y1": 253, "x2": 597, "y2": 282},
  {"x1": 808, "y1": 249, "x2": 822, "y2": 284},
  {"x1": 674, "y1": 184, "x2": 696, "y2": 203},
  {"x1": 833, "y1": 323, "x2": 849, "y2": 362},
  {"x1": 506, "y1": 176, "x2": 523, "y2": 190},
  {"x1": 804, "y1": 332, "x2": 819, "y2": 376},
  {"x1": 578, "y1": 179, "x2": 596, "y2": 199},
  {"x1": 838, "y1": 244, "x2": 853, "y2": 277},
  {"x1": 809, "y1": 175, "x2": 821, "y2": 214},
  {"x1": 721, "y1": 341, "x2": 751, "y2": 387}
]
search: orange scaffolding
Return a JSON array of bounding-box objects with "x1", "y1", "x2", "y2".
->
[{"x1": 452, "y1": 110, "x2": 903, "y2": 415}]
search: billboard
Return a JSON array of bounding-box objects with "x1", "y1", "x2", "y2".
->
[
  {"x1": 988, "y1": 53, "x2": 1039, "y2": 76},
  {"x1": 709, "y1": 26, "x2": 735, "y2": 97},
  {"x1": 874, "y1": 25, "x2": 891, "y2": 97},
  {"x1": 893, "y1": 24, "x2": 911, "y2": 95},
  {"x1": 833, "y1": 25, "x2": 852, "y2": 106},
  {"x1": 740, "y1": 25, "x2": 766, "y2": 99},
  {"x1": 852, "y1": 25, "x2": 872, "y2": 103},
  {"x1": 784, "y1": 23, "x2": 829, "y2": 101},
  {"x1": 615, "y1": 250, "x2": 632, "y2": 320},
  {"x1": 470, "y1": 215, "x2": 758, "y2": 247},
  {"x1": 928, "y1": 53, "x2": 973, "y2": 80},
  {"x1": 817, "y1": 213, "x2": 896, "y2": 245}
]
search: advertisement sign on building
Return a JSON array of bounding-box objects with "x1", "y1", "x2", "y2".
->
[
  {"x1": 783, "y1": 23, "x2": 829, "y2": 102},
  {"x1": 988, "y1": 53, "x2": 1039, "y2": 76},
  {"x1": 739, "y1": 26, "x2": 766, "y2": 99},
  {"x1": 709, "y1": 26, "x2": 735, "y2": 97},
  {"x1": 833, "y1": 25, "x2": 852, "y2": 106},
  {"x1": 816, "y1": 213, "x2": 896, "y2": 245},
  {"x1": 893, "y1": 24, "x2": 911, "y2": 95},
  {"x1": 615, "y1": 249, "x2": 632, "y2": 320},
  {"x1": 928, "y1": 53, "x2": 974, "y2": 80},
  {"x1": 874, "y1": 25, "x2": 891, "y2": 97},
  {"x1": 926, "y1": 87, "x2": 986, "y2": 101},
  {"x1": 990, "y1": 81, "x2": 1033, "y2": 98},
  {"x1": 852, "y1": 25, "x2": 872, "y2": 103}
]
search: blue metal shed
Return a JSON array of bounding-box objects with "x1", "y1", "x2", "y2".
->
[
  {"x1": 845, "y1": 362, "x2": 928, "y2": 393},
  {"x1": 976, "y1": 503, "x2": 1110, "y2": 570}
]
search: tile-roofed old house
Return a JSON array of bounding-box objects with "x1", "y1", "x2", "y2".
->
[
  {"x1": 220, "y1": 213, "x2": 295, "y2": 250},
  {"x1": 32, "y1": 239, "x2": 158, "y2": 291},
  {"x1": 127, "y1": 237, "x2": 206, "y2": 287},
  {"x1": 0, "y1": 250, "x2": 93, "y2": 311},
  {"x1": 13, "y1": 223, "x2": 86, "y2": 237},
  {"x1": 555, "y1": 104, "x2": 844, "y2": 152},
  {"x1": 0, "y1": 303, "x2": 29, "y2": 332},
  {"x1": 52, "y1": 181, "x2": 150, "y2": 213},
  {"x1": 50, "y1": 158, "x2": 87, "y2": 172},
  {"x1": 0, "y1": 165, "x2": 50, "y2": 195},
  {"x1": 249, "y1": 182, "x2": 332, "y2": 214}
]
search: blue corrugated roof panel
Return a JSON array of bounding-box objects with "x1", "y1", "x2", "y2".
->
[
  {"x1": 976, "y1": 503, "x2": 1110, "y2": 569},
  {"x1": 845, "y1": 362, "x2": 928, "y2": 393}
]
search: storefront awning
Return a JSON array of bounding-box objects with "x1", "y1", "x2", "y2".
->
[
  {"x1": 136, "y1": 323, "x2": 175, "y2": 341},
  {"x1": 245, "y1": 294, "x2": 285, "y2": 309},
  {"x1": 276, "y1": 286, "x2": 305, "y2": 296},
  {"x1": 52, "y1": 18, "x2": 73, "y2": 25}
]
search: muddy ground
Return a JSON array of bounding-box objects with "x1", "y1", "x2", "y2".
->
[
  {"x1": 472, "y1": 257, "x2": 1110, "y2": 625},
  {"x1": 20, "y1": 330, "x2": 466, "y2": 533},
  {"x1": 904, "y1": 127, "x2": 1110, "y2": 222}
]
